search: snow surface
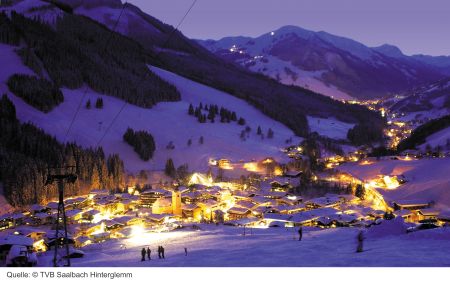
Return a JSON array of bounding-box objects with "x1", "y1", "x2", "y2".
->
[
  {"x1": 75, "y1": 5, "x2": 162, "y2": 37},
  {"x1": 0, "y1": 0, "x2": 64, "y2": 25},
  {"x1": 247, "y1": 55, "x2": 353, "y2": 100},
  {"x1": 419, "y1": 126, "x2": 450, "y2": 150},
  {"x1": 338, "y1": 158, "x2": 450, "y2": 210},
  {"x1": 0, "y1": 43, "x2": 300, "y2": 173},
  {"x1": 35, "y1": 224, "x2": 450, "y2": 267},
  {"x1": 307, "y1": 116, "x2": 354, "y2": 140}
]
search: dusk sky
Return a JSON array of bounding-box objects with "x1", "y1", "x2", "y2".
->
[{"x1": 128, "y1": 0, "x2": 450, "y2": 56}]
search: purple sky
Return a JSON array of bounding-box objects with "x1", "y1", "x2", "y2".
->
[{"x1": 128, "y1": 0, "x2": 450, "y2": 56}]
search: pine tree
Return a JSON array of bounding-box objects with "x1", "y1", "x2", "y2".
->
[
  {"x1": 188, "y1": 103, "x2": 194, "y2": 115},
  {"x1": 164, "y1": 158, "x2": 176, "y2": 178},
  {"x1": 86, "y1": 99, "x2": 91, "y2": 109},
  {"x1": 231, "y1": 111, "x2": 237, "y2": 121},
  {"x1": 257, "y1": 126, "x2": 262, "y2": 135},
  {"x1": 267, "y1": 128, "x2": 274, "y2": 139},
  {"x1": 238, "y1": 117, "x2": 246, "y2": 125},
  {"x1": 355, "y1": 184, "x2": 365, "y2": 200},
  {"x1": 187, "y1": 139, "x2": 192, "y2": 146},
  {"x1": 95, "y1": 97, "x2": 103, "y2": 109}
]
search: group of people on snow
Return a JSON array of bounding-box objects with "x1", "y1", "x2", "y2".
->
[{"x1": 140, "y1": 246, "x2": 189, "y2": 261}]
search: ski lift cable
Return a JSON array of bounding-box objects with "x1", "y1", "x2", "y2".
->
[
  {"x1": 94, "y1": 0, "x2": 198, "y2": 148},
  {"x1": 62, "y1": 2, "x2": 128, "y2": 144}
]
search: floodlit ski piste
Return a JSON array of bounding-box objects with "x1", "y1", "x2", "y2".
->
[{"x1": 0, "y1": 0, "x2": 450, "y2": 269}]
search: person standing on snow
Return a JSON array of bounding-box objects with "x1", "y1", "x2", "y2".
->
[
  {"x1": 141, "y1": 247, "x2": 146, "y2": 261},
  {"x1": 356, "y1": 230, "x2": 364, "y2": 253},
  {"x1": 298, "y1": 226, "x2": 303, "y2": 241},
  {"x1": 184, "y1": 247, "x2": 188, "y2": 256},
  {"x1": 158, "y1": 246, "x2": 161, "y2": 259},
  {"x1": 161, "y1": 246, "x2": 165, "y2": 259},
  {"x1": 146, "y1": 247, "x2": 151, "y2": 260}
]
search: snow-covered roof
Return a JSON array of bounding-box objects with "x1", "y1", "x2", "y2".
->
[
  {"x1": 235, "y1": 200, "x2": 256, "y2": 209},
  {"x1": 0, "y1": 235, "x2": 33, "y2": 246},
  {"x1": 263, "y1": 213, "x2": 291, "y2": 222},
  {"x1": 228, "y1": 207, "x2": 251, "y2": 215},
  {"x1": 141, "y1": 188, "x2": 169, "y2": 195},
  {"x1": 182, "y1": 204, "x2": 200, "y2": 210},
  {"x1": 417, "y1": 209, "x2": 440, "y2": 216},
  {"x1": 290, "y1": 208, "x2": 339, "y2": 223},
  {"x1": 65, "y1": 209, "x2": 83, "y2": 218}
]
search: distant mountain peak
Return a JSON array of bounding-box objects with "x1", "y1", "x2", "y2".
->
[{"x1": 373, "y1": 44, "x2": 405, "y2": 58}]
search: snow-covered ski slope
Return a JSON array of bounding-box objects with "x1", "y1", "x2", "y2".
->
[
  {"x1": 0, "y1": 43, "x2": 302, "y2": 173},
  {"x1": 418, "y1": 126, "x2": 450, "y2": 150},
  {"x1": 36, "y1": 224, "x2": 450, "y2": 267},
  {"x1": 338, "y1": 157, "x2": 450, "y2": 210}
]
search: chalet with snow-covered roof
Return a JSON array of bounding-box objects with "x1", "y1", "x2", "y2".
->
[
  {"x1": 393, "y1": 200, "x2": 432, "y2": 211},
  {"x1": 146, "y1": 213, "x2": 173, "y2": 224},
  {"x1": 416, "y1": 209, "x2": 440, "y2": 222},
  {"x1": 182, "y1": 204, "x2": 202, "y2": 220},
  {"x1": 278, "y1": 204, "x2": 306, "y2": 215},
  {"x1": 235, "y1": 200, "x2": 258, "y2": 210},
  {"x1": 113, "y1": 215, "x2": 145, "y2": 226},
  {"x1": 290, "y1": 207, "x2": 339, "y2": 226},
  {"x1": 227, "y1": 217, "x2": 261, "y2": 227},
  {"x1": 104, "y1": 220, "x2": 125, "y2": 232},
  {"x1": 305, "y1": 196, "x2": 342, "y2": 209},
  {"x1": 139, "y1": 188, "x2": 169, "y2": 207},
  {"x1": 227, "y1": 207, "x2": 251, "y2": 220},
  {"x1": 152, "y1": 197, "x2": 173, "y2": 214},
  {"x1": 262, "y1": 191, "x2": 288, "y2": 200},
  {"x1": 65, "y1": 209, "x2": 83, "y2": 224},
  {"x1": 393, "y1": 209, "x2": 414, "y2": 222},
  {"x1": 66, "y1": 197, "x2": 91, "y2": 210},
  {"x1": 182, "y1": 191, "x2": 202, "y2": 204}
]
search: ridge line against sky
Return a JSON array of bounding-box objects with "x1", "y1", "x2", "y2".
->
[{"x1": 128, "y1": 0, "x2": 450, "y2": 56}]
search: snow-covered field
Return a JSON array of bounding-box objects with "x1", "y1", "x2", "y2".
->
[
  {"x1": 338, "y1": 158, "x2": 450, "y2": 210},
  {"x1": 0, "y1": 43, "x2": 300, "y2": 173},
  {"x1": 307, "y1": 116, "x2": 354, "y2": 140},
  {"x1": 36, "y1": 224, "x2": 450, "y2": 267}
]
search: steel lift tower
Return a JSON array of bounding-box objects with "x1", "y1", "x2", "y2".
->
[{"x1": 45, "y1": 167, "x2": 77, "y2": 267}]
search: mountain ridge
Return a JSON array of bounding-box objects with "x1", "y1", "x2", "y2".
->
[{"x1": 197, "y1": 25, "x2": 449, "y2": 100}]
